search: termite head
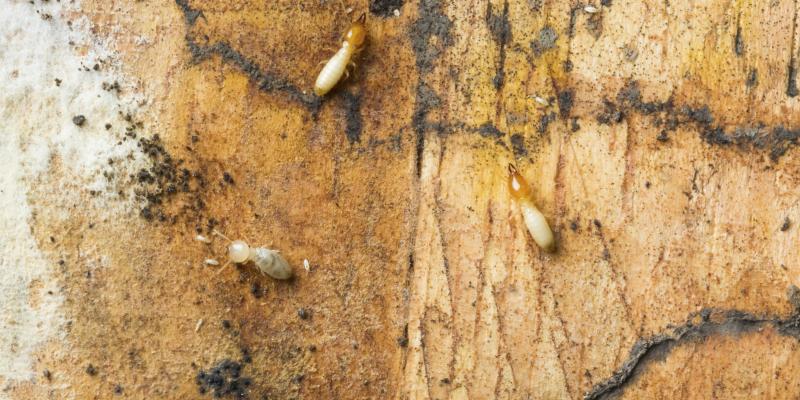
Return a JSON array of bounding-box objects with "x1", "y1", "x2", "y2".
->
[
  {"x1": 508, "y1": 164, "x2": 532, "y2": 200},
  {"x1": 345, "y1": 13, "x2": 367, "y2": 49},
  {"x1": 228, "y1": 240, "x2": 251, "y2": 263}
]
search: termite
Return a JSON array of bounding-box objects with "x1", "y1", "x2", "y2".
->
[
  {"x1": 313, "y1": 13, "x2": 367, "y2": 96},
  {"x1": 508, "y1": 164, "x2": 555, "y2": 253},
  {"x1": 209, "y1": 231, "x2": 293, "y2": 280}
]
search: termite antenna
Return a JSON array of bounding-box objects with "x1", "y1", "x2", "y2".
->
[
  {"x1": 508, "y1": 163, "x2": 518, "y2": 176},
  {"x1": 356, "y1": 12, "x2": 366, "y2": 24},
  {"x1": 212, "y1": 229, "x2": 231, "y2": 242}
]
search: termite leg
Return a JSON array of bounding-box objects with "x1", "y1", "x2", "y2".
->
[{"x1": 214, "y1": 260, "x2": 231, "y2": 275}]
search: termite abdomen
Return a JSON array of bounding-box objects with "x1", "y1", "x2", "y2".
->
[{"x1": 250, "y1": 247, "x2": 293, "y2": 280}]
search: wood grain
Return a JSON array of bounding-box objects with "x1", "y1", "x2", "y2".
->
[{"x1": 9, "y1": 0, "x2": 800, "y2": 398}]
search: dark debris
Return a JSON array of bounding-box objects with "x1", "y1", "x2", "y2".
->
[
  {"x1": 369, "y1": 0, "x2": 404, "y2": 17},
  {"x1": 72, "y1": 115, "x2": 86, "y2": 126},
  {"x1": 196, "y1": 359, "x2": 251, "y2": 398},
  {"x1": 598, "y1": 80, "x2": 800, "y2": 161}
]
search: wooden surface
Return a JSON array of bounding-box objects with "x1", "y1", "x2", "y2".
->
[{"x1": 4, "y1": 0, "x2": 800, "y2": 399}]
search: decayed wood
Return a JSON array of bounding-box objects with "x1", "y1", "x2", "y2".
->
[{"x1": 9, "y1": 0, "x2": 800, "y2": 399}]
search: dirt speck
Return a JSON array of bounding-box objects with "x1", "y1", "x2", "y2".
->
[
  {"x1": 557, "y1": 89, "x2": 574, "y2": 118},
  {"x1": 531, "y1": 26, "x2": 558, "y2": 55},
  {"x1": 342, "y1": 91, "x2": 363, "y2": 143},
  {"x1": 196, "y1": 359, "x2": 251, "y2": 398},
  {"x1": 781, "y1": 217, "x2": 791, "y2": 232},
  {"x1": 746, "y1": 69, "x2": 758, "y2": 88},
  {"x1": 410, "y1": 0, "x2": 454, "y2": 72},
  {"x1": 539, "y1": 112, "x2": 556, "y2": 134},
  {"x1": 510, "y1": 134, "x2": 527, "y2": 156},
  {"x1": 369, "y1": 0, "x2": 404, "y2": 17}
]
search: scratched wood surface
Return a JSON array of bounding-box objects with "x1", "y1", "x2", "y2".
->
[{"x1": 8, "y1": 0, "x2": 800, "y2": 399}]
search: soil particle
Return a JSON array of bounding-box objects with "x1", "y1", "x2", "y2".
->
[
  {"x1": 599, "y1": 79, "x2": 800, "y2": 160},
  {"x1": 788, "y1": 63, "x2": 799, "y2": 97},
  {"x1": 538, "y1": 112, "x2": 556, "y2": 134},
  {"x1": 222, "y1": 172, "x2": 234, "y2": 185},
  {"x1": 297, "y1": 308, "x2": 310, "y2": 320},
  {"x1": 569, "y1": 220, "x2": 579, "y2": 231},
  {"x1": 369, "y1": 0, "x2": 404, "y2": 17},
  {"x1": 781, "y1": 217, "x2": 792, "y2": 232},
  {"x1": 102, "y1": 81, "x2": 121, "y2": 93},
  {"x1": 129, "y1": 132, "x2": 213, "y2": 228},
  {"x1": 586, "y1": 13, "x2": 604, "y2": 38},
  {"x1": 175, "y1": 0, "x2": 204, "y2": 25},
  {"x1": 72, "y1": 115, "x2": 86, "y2": 126},
  {"x1": 397, "y1": 324, "x2": 409, "y2": 347},
  {"x1": 241, "y1": 347, "x2": 252, "y2": 364},
  {"x1": 597, "y1": 100, "x2": 623, "y2": 125},
  {"x1": 410, "y1": 0, "x2": 454, "y2": 72},
  {"x1": 531, "y1": 26, "x2": 558, "y2": 56},
  {"x1": 250, "y1": 282, "x2": 262, "y2": 298},
  {"x1": 477, "y1": 122, "x2": 504, "y2": 139},
  {"x1": 196, "y1": 359, "x2": 251, "y2": 398},
  {"x1": 397, "y1": 336, "x2": 409, "y2": 347},
  {"x1": 734, "y1": 25, "x2": 744, "y2": 56},
  {"x1": 570, "y1": 117, "x2": 581, "y2": 132},
  {"x1": 180, "y1": 21, "x2": 319, "y2": 109},
  {"x1": 557, "y1": 89, "x2": 574, "y2": 118},
  {"x1": 746, "y1": 68, "x2": 758, "y2": 88},
  {"x1": 510, "y1": 134, "x2": 527, "y2": 156},
  {"x1": 486, "y1": 0, "x2": 511, "y2": 89},
  {"x1": 342, "y1": 91, "x2": 363, "y2": 143}
]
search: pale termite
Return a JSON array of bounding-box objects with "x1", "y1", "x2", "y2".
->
[{"x1": 508, "y1": 164, "x2": 555, "y2": 252}]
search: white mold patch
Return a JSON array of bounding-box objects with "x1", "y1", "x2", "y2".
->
[{"x1": 0, "y1": 0, "x2": 145, "y2": 390}]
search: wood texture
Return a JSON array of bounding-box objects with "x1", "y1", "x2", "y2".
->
[{"x1": 5, "y1": 0, "x2": 800, "y2": 399}]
